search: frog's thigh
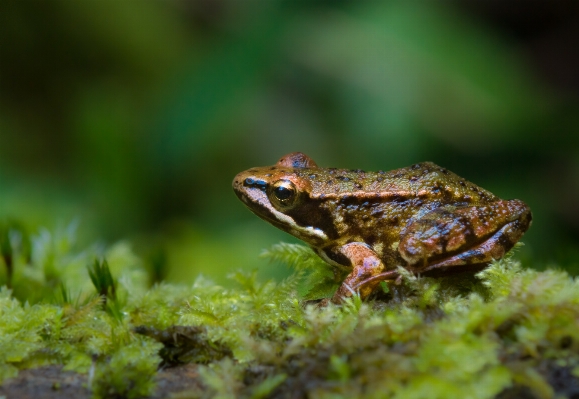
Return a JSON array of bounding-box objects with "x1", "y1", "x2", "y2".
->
[
  {"x1": 331, "y1": 242, "x2": 385, "y2": 303},
  {"x1": 399, "y1": 201, "x2": 527, "y2": 267},
  {"x1": 416, "y1": 219, "x2": 524, "y2": 274}
]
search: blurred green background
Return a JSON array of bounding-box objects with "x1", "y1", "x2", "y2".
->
[{"x1": 1, "y1": 0, "x2": 579, "y2": 285}]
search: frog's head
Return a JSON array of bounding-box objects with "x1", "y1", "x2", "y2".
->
[{"x1": 233, "y1": 152, "x2": 333, "y2": 247}]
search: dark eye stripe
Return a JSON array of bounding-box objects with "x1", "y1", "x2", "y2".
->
[{"x1": 244, "y1": 178, "x2": 267, "y2": 190}]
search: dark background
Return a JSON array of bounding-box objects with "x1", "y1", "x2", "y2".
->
[{"x1": 1, "y1": 0, "x2": 578, "y2": 284}]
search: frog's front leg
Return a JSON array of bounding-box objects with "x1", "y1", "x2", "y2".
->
[
  {"x1": 329, "y1": 242, "x2": 390, "y2": 303},
  {"x1": 398, "y1": 199, "x2": 532, "y2": 274}
]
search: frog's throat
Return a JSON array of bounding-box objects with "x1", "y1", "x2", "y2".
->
[
  {"x1": 239, "y1": 187, "x2": 328, "y2": 243},
  {"x1": 266, "y1": 211, "x2": 328, "y2": 243}
]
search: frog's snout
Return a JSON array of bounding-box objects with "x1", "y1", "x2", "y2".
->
[
  {"x1": 232, "y1": 172, "x2": 244, "y2": 192},
  {"x1": 233, "y1": 171, "x2": 267, "y2": 191},
  {"x1": 232, "y1": 172, "x2": 250, "y2": 201}
]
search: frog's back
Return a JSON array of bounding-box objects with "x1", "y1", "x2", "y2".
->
[{"x1": 303, "y1": 162, "x2": 497, "y2": 205}]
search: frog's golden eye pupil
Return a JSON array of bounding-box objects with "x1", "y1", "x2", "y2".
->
[
  {"x1": 274, "y1": 186, "x2": 293, "y2": 201},
  {"x1": 269, "y1": 180, "x2": 298, "y2": 209}
]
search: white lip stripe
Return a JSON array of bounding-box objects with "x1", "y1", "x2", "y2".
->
[{"x1": 239, "y1": 187, "x2": 328, "y2": 242}]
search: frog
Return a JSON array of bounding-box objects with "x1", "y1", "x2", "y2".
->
[{"x1": 232, "y1": 152, "x2": 532, "y2": 303}]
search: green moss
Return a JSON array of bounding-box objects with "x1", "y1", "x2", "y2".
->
[
  {"x1": 92, "y1": 339, "x2": 162, "y2": 399},
  {"x1": 2, "y1": 224, "x2": 579, "y2": 398}
]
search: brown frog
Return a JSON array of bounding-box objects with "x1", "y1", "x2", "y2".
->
[{"x1": 233, "y1": 152, "x2": 532, "y2": 303}]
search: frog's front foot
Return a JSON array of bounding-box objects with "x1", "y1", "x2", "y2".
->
[
  {"x1": 329, "y1": 242, "x2": 388, "y2": 303},
  {"x1": 330, "y1": 268, "x2": 401, "y2": 304}
]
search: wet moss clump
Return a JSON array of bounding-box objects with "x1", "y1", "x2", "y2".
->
[{"x1": 1, "y1": 223, "x2": 579, "y2": 399}]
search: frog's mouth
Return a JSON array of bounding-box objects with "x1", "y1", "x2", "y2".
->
[{"x1": 233, "y1": 175, "x2": 328, "y2": 244}]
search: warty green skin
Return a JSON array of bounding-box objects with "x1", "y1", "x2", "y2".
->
[{"x1": 233, "y1": 152, "x2": 532, "y2": 302}]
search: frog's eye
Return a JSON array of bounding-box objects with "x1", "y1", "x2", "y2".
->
[{"x1": 269, "y1": 180, "x2": 298, "y2": 209}]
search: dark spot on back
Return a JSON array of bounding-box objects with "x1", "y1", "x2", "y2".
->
[
  {"x1": 327, "y1": 180, "x2": 334, "y2": 185},
  {"x1": 378, "y1": 170, "x2": 386, "y2": 174},
  {"x1": 441, "y1": 187, "x2": 454, "y2": 202},
  {"x1": 371, "y1": 209, "x2": 384, "y2": 218},
  {"x1": 340, "y1": 195, "x2": 351, "y2": 203},
  {"x1": 391, "y1": 194, "x2": 407, "y2": 203},
  {"x1": 362, "y1": 234, "x2": 377, "y2": 245},
  {"x1": 309, "y1": 174, "x2": 317, "y2": 179},
  {"x1": 354, "y1": 183, "x2": 362, "y2": 189},
  {"x1": 412, "y1": 164, "x2": 420, "y2": 170},
  {"x1": 340, "y1": 195, "x2": 359, "y2": 206},
  {"x1": 441, "y1": 168, "x2": 449, "y2": 174},
  {"x1": 337, "y1": 176, "x2": 350, "y2": 182},
  {"x1": 431, "y1": 181, "x2": 443, "y2": 191},
  {"x1": 376, "y1": 177, "x2": 384, "y2": 182},
  {"x1": 387, "y1": 216, "x2": 400, "y2": 226}
]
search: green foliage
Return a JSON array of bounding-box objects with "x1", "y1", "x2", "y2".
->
[
  {"x1": 181, "y1": 246, "x2": 579, "y2": 399},
  {"x1": 0, "y1": 221, "x2": 31, "y2": 289},
  {"x1": 87, "y1": 258, "x2": 125, "y2": 322},
  {"x1": 88, "y1": 259, "x2": 117, "y2": 302},
  {"x1": 135, "y1": 325, "x2": 232, "y2": 366},
  {"x1": 0, "y1": 288, "x2": 53, "y2": 382},
  {"x1": 261, "y1": 243, "x2": 347, "y2": 300},
  {"x1": 2, "y1": 225, "x2": 579, "y2": 398},
  {"x1": 91, "y1": 339, "x2": 162, "y2": 399}
]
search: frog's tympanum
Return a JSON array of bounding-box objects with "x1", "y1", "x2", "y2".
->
[{"x1": 233, "y1": 152, "x2": 532, "y2": 303}]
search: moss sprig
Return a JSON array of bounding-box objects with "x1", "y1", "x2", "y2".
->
[{"x1": 261, "y1": 243, "x2": 347, "y2": 300}]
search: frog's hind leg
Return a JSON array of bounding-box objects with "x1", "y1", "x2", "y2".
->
[
  {"x1": 354, "y1": 220, "x2": 519, "y2": 284},
  {"x1": 398, "y1": 200, "x2": 532, "y2": 275},
  {"x1": 414, "y1": 218, "x2": 527, "y2": 275}
]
